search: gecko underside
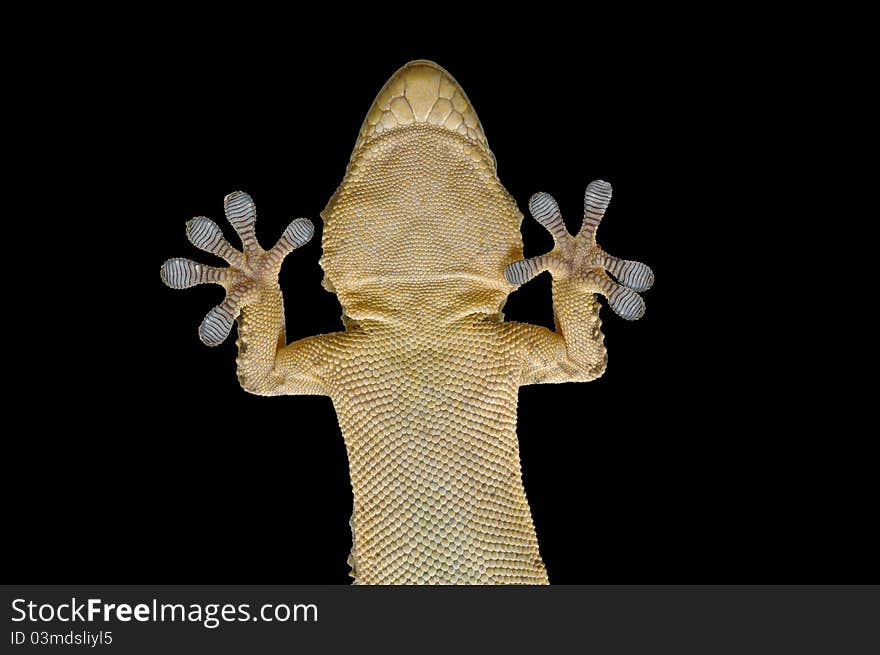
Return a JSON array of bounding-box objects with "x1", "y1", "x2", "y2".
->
[{"x1": 160, "y1": 59, "x2": 654, "y2": 584}]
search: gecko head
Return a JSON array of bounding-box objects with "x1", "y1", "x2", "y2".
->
[
  {"x1": 319, "y1": 60, "x2": 525, "y2": 320},
  {"x1": 349, "y1": 59, "x2": 496, "y2": 167}
]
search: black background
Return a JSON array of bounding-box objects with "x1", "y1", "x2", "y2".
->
[{"x1": 9, "y1": 20, "x2": 871, "y2": 584}]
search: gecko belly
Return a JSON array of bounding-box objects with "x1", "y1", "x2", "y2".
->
[{"x1": 330, "y1": 324, "x2": 548, "y2": 585}]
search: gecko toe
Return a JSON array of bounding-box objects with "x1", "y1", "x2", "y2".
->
[
  {"x1": 160, "y1": 258, "x2": 228, "y2": 289},
  {"x1": 528, "y1": 192, "x2": 570, "y2": 241},
  {"x1": 266, "y1": 218, "x2": 315, "y2": 265},
  {"x1": 608, "y1": 286, "x2": 646, "y2": 321},
  {"x1": 597, "y1": 255, "x2": 654, "y2": 292},
  {"x1": 186, "y1": 216, "x2": 243, "y2": 265},
  {"x1": 199, "y1": 301, "x2": 238, "y2": 346},
  {"x1": 224, "y1": 191, "x2": 260, "y2": 256}
]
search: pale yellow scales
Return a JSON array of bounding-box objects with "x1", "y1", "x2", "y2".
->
[{"x1": 161, "y1": 60, "x2": 653, "y2": 584}]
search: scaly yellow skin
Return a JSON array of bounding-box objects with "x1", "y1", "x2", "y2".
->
[{"x1": 161, "y1": 60, "x2": 653, "y2": 584}]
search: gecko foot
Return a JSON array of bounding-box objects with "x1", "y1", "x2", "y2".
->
[
  {"x1": 504, "y1": 180, "x2": 653, "y2": 320},
  {"x1": 160, "y1": 191, "x2": 314, "y2": 345}
]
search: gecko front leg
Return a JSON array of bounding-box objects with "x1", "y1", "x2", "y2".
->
[
  {"x1": 504, "y1": 180, "x2": 654, "y2": 385},
  {"x1": 161, "y1": 191, "x2": 337, "y2": 396}
]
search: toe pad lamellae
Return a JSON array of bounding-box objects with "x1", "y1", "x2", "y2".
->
[
  {"x1": 504, "y1": 180, "x2": 653, "y2": 321},
  {"x1": 161, "y1": 191, "x2": 315, "y2": 346}
]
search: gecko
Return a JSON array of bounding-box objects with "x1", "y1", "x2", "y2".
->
[{"x1": 160, "y1": 60, "x2": 653, "y2": 584}]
